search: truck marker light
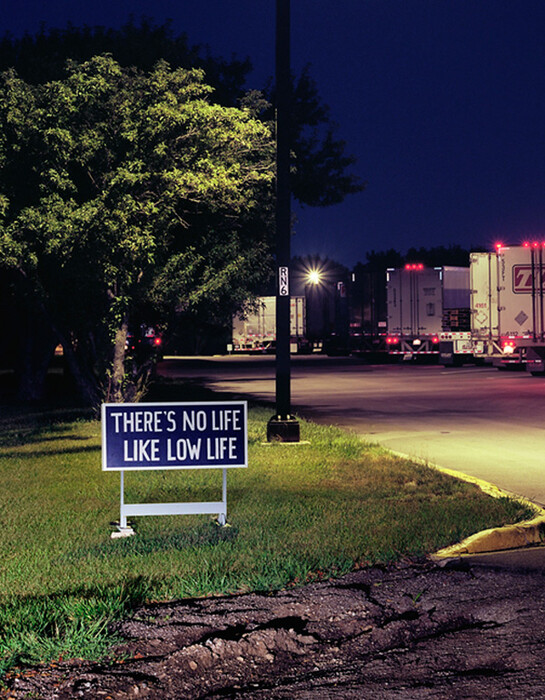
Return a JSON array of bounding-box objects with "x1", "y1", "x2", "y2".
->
[
  {"x1": 502, "y1": 339, "x2": 516, "y2": 354},
  {"x1": 431, "y1": 336, "x2": 440, "y2": 344}
]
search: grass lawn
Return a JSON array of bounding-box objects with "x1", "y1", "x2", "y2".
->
[{"x1": 0, "y1": 401, "x2": 535, "y2": 673}]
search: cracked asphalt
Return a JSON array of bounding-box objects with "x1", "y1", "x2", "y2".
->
[{"x1": 5, "y1": 556, "x2": 545, "y2": 699}]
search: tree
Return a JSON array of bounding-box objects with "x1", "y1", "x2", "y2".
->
[
  {"x1": 0, "y1": 20, "x2": 365, "y2": 404},
  {"x1": 0, "y1": 56, "x2": 275, "y2": 404},
  {"x1": 0, "y1": 20, "x2": 364, "y2": 207},
  {"x1": 271, "y1": 68, "x2": 363, "y2": 207},
  {"x1": 0, "y1": 19, "x2": 251, "y2": 107}
]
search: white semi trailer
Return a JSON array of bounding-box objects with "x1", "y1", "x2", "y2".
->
[
  {"x1": 232, "y1": 296, "x2": 307, "y2": 353},
  {"x1": 440, "y1": 252, "x2": 498, "y2": 366},
  {"x1": 493, "y1": 243, "x2": 545, "y2": 373},
  {"x1": 386, "y1": 265, "x2": 470, "y2": 359},
  {"x1": 442, "y1": 244, "x2": 545, "y2": 371}
]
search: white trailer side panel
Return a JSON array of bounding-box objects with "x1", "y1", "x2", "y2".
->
[
  {"x1": 291, "y1": 296, "x2": 306, "y2": 337},
  {"x1": 232, "y1": 296, "x2": 306, "y2": 346},
  {"x1": 387, "y1": 267, "x2": 442, "y2": 336},
  {"x1": 497, "y1": 247, "x2": 535, "y2": 336},
  {"x1": 470, "y1": 252, "x2": 498, "y2": 338}
]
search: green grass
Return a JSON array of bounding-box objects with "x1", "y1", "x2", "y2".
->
[{"x1": 0, "y1": 405, "x2": 535, "y2": 673}]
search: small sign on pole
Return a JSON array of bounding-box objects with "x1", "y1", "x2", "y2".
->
[
  {"x1": 279, "y1": 266, "x2": 289, "y2": 296},
  {"x1": 102, "y1": 401, "x2": 247, "y2": 537}
]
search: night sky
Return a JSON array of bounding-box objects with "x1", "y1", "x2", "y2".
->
[{"x1": 2, "y1": 0, "x2": 545, "y2": 267}]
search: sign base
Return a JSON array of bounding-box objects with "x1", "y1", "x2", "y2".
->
[{"x1": 111, "y1": 526, "x2": 136, "y2": 539}]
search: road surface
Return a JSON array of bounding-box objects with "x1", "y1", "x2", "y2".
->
[{"x1": 159, "y1": 356, "x2": 545, "y2": 507}]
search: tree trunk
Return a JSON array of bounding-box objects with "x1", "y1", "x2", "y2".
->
[{"x1": 110, "y1": 314, "x2": 129, "y2": 403}]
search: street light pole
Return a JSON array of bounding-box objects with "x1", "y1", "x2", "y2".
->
[{"x1": 267, "y1": 0, "x2": 300, "y2": 442}]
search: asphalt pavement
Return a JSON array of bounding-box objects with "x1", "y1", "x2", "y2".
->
[{"x1": 159, "y1": 356, "x2": 545, "y2": 568}]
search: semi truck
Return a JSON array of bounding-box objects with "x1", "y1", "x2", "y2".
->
[
  {"x1": 439, "y1": 252, "x2": 495, "y2": 366},
  {"x1": 231, "y1": 296, "x2": 307, "y2": 353},
  {"x1": 386, "y1": 264, "x2": 470, "y2": 360},
  {"x1": 476, "y1": 243, "x2": 545, "y2": 372},
  {"x1": 438, "y1": 243, "x2": 545, "y2": 372}
]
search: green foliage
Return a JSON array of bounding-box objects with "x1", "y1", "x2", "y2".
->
[
  {"x1": 0, "y1": 20, "x2": 364, "y2": 209},
  {"x1": 0, "y1": 19, "x2": 251, "y2": 106},
  {"x1": 0, "y1": 56, "x2": 275, "y2": 402},
  {"x1": 0, "y1": 20, "x2": 367, "y2": 400},
  {"x1": 264, "y1": 67, "x2": 365, "y2": 207}
]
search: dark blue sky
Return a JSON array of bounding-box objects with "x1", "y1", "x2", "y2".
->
[{"x1": 2, "y1": 1, "x2": 545, "y2": 267}]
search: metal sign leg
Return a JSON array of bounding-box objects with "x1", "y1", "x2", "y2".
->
[
  {"x1": 217, "y1": 468, "x2": 227, "y2": 526},
  {"x1": 112, "y1": 470, "x2": 136, "y2": 538},
  {"x1": 120, "y1": 470, "x2": 126, "y2": 529}
]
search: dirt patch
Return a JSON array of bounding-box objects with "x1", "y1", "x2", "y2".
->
[{"x1": 4, "y1": 558, "x2": 545, "y2": 699}]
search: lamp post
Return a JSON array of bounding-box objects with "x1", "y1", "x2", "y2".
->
[{"x1": 267, "y1": 0, "x2": 300, "y2": 442}]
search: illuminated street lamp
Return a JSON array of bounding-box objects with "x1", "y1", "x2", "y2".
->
[{"x1": 307, "y1": 269, "x2": 323, "y2": 286}]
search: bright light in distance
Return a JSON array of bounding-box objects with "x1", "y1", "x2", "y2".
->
[
  {"x1": 307, "y1": 269, "x2": 322, "y2": 285},
  {"x1": 522, "y1": 241, "x2": 545, "y2": 248},
  {"x1": 431, "y1": 336, "x2": 440, "y2": 344}
]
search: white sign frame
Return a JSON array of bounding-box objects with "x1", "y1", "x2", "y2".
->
[{"x1": 101, "y1": 401, "x2": 247, "y2": 536}]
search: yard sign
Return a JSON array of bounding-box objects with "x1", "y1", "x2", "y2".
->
[{"x1": 102, "y1": 401, "x2": 247, "y2": 535}]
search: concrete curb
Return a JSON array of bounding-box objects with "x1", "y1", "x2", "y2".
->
[
  {"x1": 386, "y1": 449, "x2": 545, "y2": 558},
  {"x1": 431, "y1": 515, "x2": 545, "y2": 559}
]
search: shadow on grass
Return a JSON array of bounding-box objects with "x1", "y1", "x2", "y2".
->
[
  {"x1": 65, "y1": 521, "x2": 239, "y2": 563},
  {"x1": 0, "y1": 364, "x2": 273, "y2": 415},
  {"x1": 0, "y1": 444, "x2": 101, "y2": 459},
  {"x1": 146, "y1": 376, "x2": 273, "y2": 412}
]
